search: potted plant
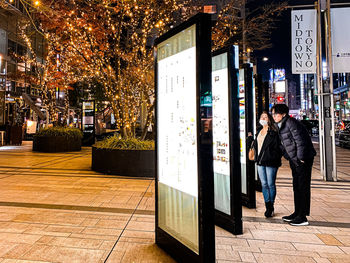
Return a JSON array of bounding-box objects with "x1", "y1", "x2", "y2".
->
[
  {"x1": 33, "y1": 127, "x2": 83, "y2": 152},
  {"x1": 92, "y1": 135, "x2": 155, "y2": 178}
]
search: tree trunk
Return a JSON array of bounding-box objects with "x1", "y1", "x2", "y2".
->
[{"x1": 141, "y1": 104, "x2": 154, "y2": 140}]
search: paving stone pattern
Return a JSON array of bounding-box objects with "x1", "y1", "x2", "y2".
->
[{"x1": 0, "y1": 142, "x2": 349, "y2": 262}]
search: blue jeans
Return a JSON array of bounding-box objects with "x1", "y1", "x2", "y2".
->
[{"x1": 257, "y1": 166, "x2": 278, "y2": 203}]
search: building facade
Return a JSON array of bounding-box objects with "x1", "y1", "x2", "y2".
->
[
  {"x1": 334, "y1": 73, "x2": 350, "y2": 121},
  {"x1": 0, "y1": 0, "x2": 46, "y2": 126},
  {"x1": 299, "y1": 73, "x2": 350, "y2": 121}
]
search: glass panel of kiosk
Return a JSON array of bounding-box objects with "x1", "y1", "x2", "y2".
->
[
  {"x1": 239, "y1": 69, "x2": 247, "y2": 195},
  {"x1": 155, "y1": 13, "x2": 215, "y2": 263},
  {"x1": 212, "y1": 52, "x2": 230, "y2": 214},
  {"x1": 157, "y1": 24, "x2": 199, "y2": 253},
  {"x1": 239, "y1": 65, "x2": 256, "y2": 208},
  {"x1": 212, "y1": 46, "x2": 242, "y2": 235}
]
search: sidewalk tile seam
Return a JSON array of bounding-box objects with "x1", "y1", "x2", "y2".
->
[{"x1": 0, "y1": 202, "x2": 154, "y2": 216}]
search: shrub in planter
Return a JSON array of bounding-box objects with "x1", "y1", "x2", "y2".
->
[
  {"x1": 92, "y1": 135, "x2": 155, "y2": 178},
  {"x1": 33, "y1": 127, "x2": 83, "y2": 152}
]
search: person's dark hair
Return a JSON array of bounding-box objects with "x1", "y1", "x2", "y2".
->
[
  {"x1": 261, "y1": 111, "x2": 277, "y2": 131},
  {"x1": 271, "y1": 104, "x2": 289, "y2": 115}
]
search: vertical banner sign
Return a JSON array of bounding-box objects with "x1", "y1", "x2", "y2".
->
[
  {"x1": 82, "y1": 101, "x2": 95, "y2": 146},
  {"x1": 331, "y1": 8, "x2": 350, "y2": 73},
  {"x1": 212, "y1": 46, "x2": 242, "y2": 235},
  {"x1": 291, "y1": 10, "x2": 317, "y2": 74},
  {"x1": 0, "y1": 90, "x2": 5, "y2": 125},
  {"x1": 155, "y1": 14, "x2": 214, "y2": 263}
]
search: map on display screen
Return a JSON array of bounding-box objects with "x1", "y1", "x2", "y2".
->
[
  {"x1": 212, "y1": 55, "x2": 230, "y2": 175},
  {"x1": 157, "y1": 25, "x2": 198, "y2": 197},
  {"x1": 212, "y1": 52, "x2": 231, "y2": 215}
]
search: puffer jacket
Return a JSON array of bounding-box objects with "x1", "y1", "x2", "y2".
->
[
  {"x1": 252, "y1": 129, "x2": 282, "y2": 168},
  {"x1": 277, "y1": 116, "x2": 316, "y2": 165}
]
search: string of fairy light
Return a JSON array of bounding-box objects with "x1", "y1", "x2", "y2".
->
[
  {"x1": 22, "y1": 31, "x2": 64, "y2": 122},
  {"x1": 14, "y1": 0, "x2": 190, "y2": 133},
  {"x1": 6, "y1": 0, "x2": 212, "y2": 131},
  {"x1": 212, "y1": 2, "x2": 243, "y2": 52},
  {"x1": 17, "y1": 0, "x2": 188, "y2": 136},
  {"x1": 0, "y1": 0, "x2": 76, "y2": 122}
]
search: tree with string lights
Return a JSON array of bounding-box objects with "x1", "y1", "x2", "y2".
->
[
  {"x1": 211, "y1": 0, "x2": 287, "y2": 54},
  {"x1": 1, "y1": 0, "x2": 76, "y2": 124},
  {"x1": 22, "y1": 0, "x2": 190, "y2": 138},
  {"x1": 2, "y1": 0, "x2": 286, "y2": 137}
]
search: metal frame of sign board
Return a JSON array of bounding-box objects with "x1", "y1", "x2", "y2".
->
[
  {"x1": 154, "y1": 13, "x2": 215, "y2": 263},
  {"x1": 81, "y1": 100, "x2": 95, "y2": 146},
  {"x1": 254, "y1": 74, "x2": 263, "y2": 193},
  {"x1": 212, "y1": 46, "x2": 242, "y2": 235},
  {"x1": 241, "y1": 64, "x2": 256, "y2": 209}
]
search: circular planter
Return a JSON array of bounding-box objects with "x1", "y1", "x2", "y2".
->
[
  {"x1": 33, "y1": 136, "x2": 82, "y2": 152},
  {"x1": 92, "y1": 147, "x2": 155, "y2": 178}
]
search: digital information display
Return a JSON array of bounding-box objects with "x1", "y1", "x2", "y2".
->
[
  {"x1": 275, "y1": 81, "x2": 286, "y2": 93},
  {"x1": 212, "y1": 53, "x2": 230, "y2": 215},
  {"x1": 82, "y1": 101, "x2": 95, "y2": 145},
  {"x1": 82, "y1": 101, "x2": 94, "y2": 133},
  {"x1": 274, "y1": 69, "x2": 286, "y2": 82},
  {"x1": 156, "y1": 24, "x2": 199, "y2": 253},
  {"x1": 239, "y1": 69, "x2": 247, "y2": 195},
  {"x1": 26, "y1": 120, "x2": 37, "y2": 134}
]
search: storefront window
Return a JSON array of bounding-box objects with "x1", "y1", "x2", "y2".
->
[
  {"x1": 17, "y1": 44, "x2": 27, "y2": 56},
  {"x1": 7, "y1": 63, "x2": 15, "y2": 74},
  {"x1": 8, "y1": 40, "x2": 16, "y2": 55},
  {"x1": 0, "y1": 59, "x2": 5, "y2": 75},
  {"x1": 0, "y1": 77, "x2": 5, "y2": 90},
  {"x1": 6, "y1": 81, "x2": 15, "y2": 92},
  {"x1": 18, "y1": 63, "x2": 25, "y2": 72},
  {"x1": 0, "y1": 29, "x2": 7, "y2": 55}
]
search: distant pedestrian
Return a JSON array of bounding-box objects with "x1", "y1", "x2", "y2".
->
[
  {"x1": 271, "y1": 104, "x2": 316, "y2": 226},
  {"x1": 249, "y1": 111, "x2": 282, "y2": 218}
]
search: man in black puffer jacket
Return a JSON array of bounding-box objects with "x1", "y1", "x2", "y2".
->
[{"x1": 271, "y1": 104, "x2": 316, "y2": 226}]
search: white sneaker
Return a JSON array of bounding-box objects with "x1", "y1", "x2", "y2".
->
[{"x1": 289, "y1": 216, "x2": 309, "y2": 226}]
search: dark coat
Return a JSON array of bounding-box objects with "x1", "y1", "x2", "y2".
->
[
  {"x1": 251, "y1": 128, "x2": 282, "y2": 168},
  {"x1": 277, "y1": 116, "x2": 316, "y2": 165}
]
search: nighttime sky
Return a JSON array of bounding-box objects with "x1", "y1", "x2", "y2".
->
[{"x1": 254, "y1": 0, "x2": 348, "y2": 81}]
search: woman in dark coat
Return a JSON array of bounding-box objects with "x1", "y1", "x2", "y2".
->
[{"x1": 250, "y1": 111, "x2": 282, "y2": 217}]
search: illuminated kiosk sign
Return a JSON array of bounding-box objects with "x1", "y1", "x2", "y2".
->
[
  {"x1": 212, "y1": 46, "x2": 242, "y2": 235},
  {"x1": 155, "y1": 14, "x2": 214, "y2": 262},
  {"x1": 82, "y1": 100, "x2": 95, "y2": 146},
  {"x1": 239, "y1": 65, "x2": 256, "y2": 208}
]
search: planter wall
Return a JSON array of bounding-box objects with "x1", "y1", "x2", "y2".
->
[
  {"x1": 33, "y1": 136, "x2": 81, "y2": 152},
  {"x1": 92, "y1": 147, "x2": 155, "y2": 178}
]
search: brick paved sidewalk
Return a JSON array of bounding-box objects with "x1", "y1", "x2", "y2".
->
[{"x1": 0, "y1": 142, "x2": 349, "y2": 263}]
